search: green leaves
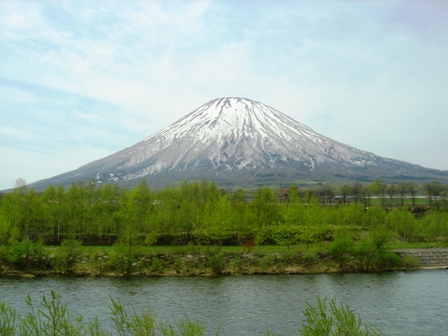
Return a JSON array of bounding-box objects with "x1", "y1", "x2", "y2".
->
[
  {"x1": 300, "y1": 297, "x2": 384, "y2": 336},
  {"x1": 0, "y1": 292, "x2": 386, "y2": 336}
]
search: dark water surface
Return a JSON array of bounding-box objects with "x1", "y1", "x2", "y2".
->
[{"x1": 1, "y1": 270, "x2": 447, "y2": 335}]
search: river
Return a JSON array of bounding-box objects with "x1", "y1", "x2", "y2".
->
[{"x1": 1, "y1": 270, "x2": 447, "y2": 335}]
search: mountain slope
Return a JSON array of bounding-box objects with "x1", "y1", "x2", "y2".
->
[{"x1": 30, "y1": 97, "x2": 448, "y2": 189}]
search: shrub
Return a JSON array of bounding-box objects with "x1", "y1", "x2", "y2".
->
[
  {"x1": 329, "y1": 237, "x2": 353, "y2": 267},
  {"x1": 374, "y1": 251, "x2": 401, "y2": 270},
  {"x1": 60, "y1": 238, "x2": 83, "y2": 270},
  {"x1": 401, "y1": 255, "x2": 420, "y2": 269},
  {"x1": 150, "y1": 257, "x2": 164, "y2": 273},
  {"x1": 300, "y1": 297, "x2": 384, "y2": 336},
  {"x1": 0, "y1": 292, "x2": 384, "y2": 336},
  {"x1": 7, "y1": 237, "x2": 47, "y2": 270},
  {"x1": 352, "y1": 240, "x2": 377, "y2": 270},
  {"x1": 302, "y1": 249, "x2": 318, "y2": 268},
  {"x1": 207, "y1": 253, "x2": 226, "y2": 274}
]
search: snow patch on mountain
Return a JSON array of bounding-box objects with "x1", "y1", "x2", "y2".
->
[{"x1": 98, "y1": 97, "x2": 375, "y2": 180}]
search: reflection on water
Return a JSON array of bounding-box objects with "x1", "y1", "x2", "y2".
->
[{"x1": 1, "y1": 271, "x2": 447, "y2": 335}]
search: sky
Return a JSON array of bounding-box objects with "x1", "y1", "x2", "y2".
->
[{"x1": 1, "y1": 0, "x2": 448, "y2": 190}]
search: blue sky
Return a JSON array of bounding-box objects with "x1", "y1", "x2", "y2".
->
[{"x1": 1, "y1": 0, "x2": 448, "y2": 190}]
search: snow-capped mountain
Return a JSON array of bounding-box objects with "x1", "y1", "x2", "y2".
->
[{"x1": 30, "y1": 97, "x2": 448, "y2": 189}]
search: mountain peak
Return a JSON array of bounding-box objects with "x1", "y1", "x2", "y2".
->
[{"x1": 29, "y1": 98, "x2": 448, "y2": 190}]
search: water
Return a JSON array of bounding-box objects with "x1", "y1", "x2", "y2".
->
[{"x1": 1, "y1": 270, "x2": 447, "y2": 335}]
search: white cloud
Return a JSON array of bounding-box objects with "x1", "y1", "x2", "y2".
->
[{"x1": 1, "y1": 0, "x2": 448, "y2": 189}]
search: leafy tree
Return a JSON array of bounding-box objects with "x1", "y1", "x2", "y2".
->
[
  {"x1": 301, "y1": 197, "x2": 323, "y2": 250},
  {"x1": 282, "y1": 186, "x2": 305, "y2": 249},
  {"x1": 352, "y1": 182, "x2": 363, "y2": 204},
  {"x1": 424, "y1": 180, "x2": 443, "y2": 207},
  {"x1": 230, "y1": 189, "x2": 252, "y2": 242},
  {"x1": 97, "y1": 183, "x2": 122, "y2": 245},
  {"x1": 407, "y1": 183, "x2": 418, "y2": 208},
  {"x1": 369, "y1": 179, "x2": 387, "y2": 208},
  {"x1": 339, "y1": 185, "x2": 352, "y2": 205},
  {"x1": 364, "y1": 206, "x2": 386, "y2": 228},
  {"x1": 112, "y1": 222, "x2": 143, "y2": 277},
  {"x1": 316, "y1": 184, "x2": 334, "y2": 205},
  {"x1": 251, "y1": 187, "x2": 280, "y2": 229},
  {"x1": 387, "y1": 184, "x2": 397, "y2": 208},
  {"x1": 396, "y1": 183, "x2": 408, "y2": 207},
  {"x1": 194, "y1": 195, "x2": 233, "y2": 246},
  {"x1": 369, "y1": 223, "x2": 392, "y2": 251},
  {"x1": 385, "y1": 207, "x2": 418, "y2": 241},
  {"x1": 329, "y1": 236, "x2": 353, "y2": 267},
  {"x1": 18, "y1": 189, "x2": 47, "y2": 240},
  {"x1": 41, "y1": 185, "x2": 68, "y2": 244},
  {"x1": 353, "y1": 239, "x2": 377, "y2": 270}
]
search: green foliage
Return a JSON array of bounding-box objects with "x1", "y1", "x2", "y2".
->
[
  {"x1": 329, "y1": 237, "x2": 353, "y2": 267},
  {"x1": 207, "y1": 253, "x2": 226, "y2": 274},
  {"x1": 300, "y1": 297, "x2": 384, "y2": 336},
  {"x1": 401, "y1": 254, "x2": 420, "y2": 269},
  {"x1": 0, "y1": 292, "x2": 386, "y2": 336},
  {"x1": 60, "y1": 238, "x2": 83, "y2": 270},
  {"x1": 150, "y1": 257, "x2": 164, "y2": 273},
  {"x1": 302, "y1": 249, "x2": 318, "y2": 268},
  {"x1": 0, "y1": 179, "x2": 447, "y2": 260},
  {"x1": 0, "y1": 301, "x2": 19, "y2": 336},
  {"x1": 352, "y1": 239, "x2": 377, "y2": 270},
  {"x1": 369, "y1": 224, "x2": 392, "y2": 251},
  {"x1": 112, "y1": 232, "x2": 143, "y2": 276},
  {"x1": 8, "y1": 237, "x2": 47, "y2": 269},
  {"x1": 109, "y1": 296, "x2": 156, "y2": 336},
  {"x1": 21, "y1": 291, "x2": 87, "y2": 336},
  {"x1": 373, "y1": 251, "x2": 401, "y2": 269}
]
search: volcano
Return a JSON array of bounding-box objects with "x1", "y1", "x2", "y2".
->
[{"x1": 30, "y1": 97, "x2": 448, "y2": 189}]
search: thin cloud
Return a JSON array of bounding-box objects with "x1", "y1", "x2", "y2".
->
[{"x1": 1, "y1": 0, "x2": 447, "y2": 189}]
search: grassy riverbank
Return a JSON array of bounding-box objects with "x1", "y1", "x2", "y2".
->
[
  {"x1": 0, "y1": 291, "x2": 384, "y2": 336},
  {"x1": 1, "y1": 241, "x2": 437, "y2": 277}
]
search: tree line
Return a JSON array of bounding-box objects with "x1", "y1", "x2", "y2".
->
[{"x1": 0, "y1": 179, "x2": 447, "y2": 247}]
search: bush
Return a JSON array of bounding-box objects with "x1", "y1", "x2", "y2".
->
[
  {"x1": 352, "y1": 240, "x2": 377, "y2": 270},
  {"x1": 7, "y1": 237, "x2": 47, "y2": 270},
  {"x1": 401, "y1": 255, "x2": 420, "y2": 269},
  {"x1": 374, "y1": 251, "x2": 401, "y2": 269},
  {"x1": 60, "y1": 238, "x2": 83, "y2": 270},
  {"x1": 207, "y1": 253, "x2": 226, "y2": 274},
  {"x1": 302, "y1": 249, "x2": 318, "y2": 268},
  {"x1": 329, "y1": 237, "x2": 353, "y2": 267},
  {"x1": 300, "y1": 297, "x2": 384, "y2": 336},
  {"x1": 150, "y1": 257, "x2": 164, "y2": 273}
]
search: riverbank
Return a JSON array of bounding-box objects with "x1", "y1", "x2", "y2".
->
[{"x1": 1, "y1": 246, "x2": 432, "y2": 277}]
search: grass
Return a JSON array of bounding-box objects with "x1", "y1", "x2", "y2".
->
[
  {"x1": 386, "y1": 241, "x2": 448, "y2": 249},
  {"x1": 46, "y1": 240, "x2": 447, "y2": 256}
]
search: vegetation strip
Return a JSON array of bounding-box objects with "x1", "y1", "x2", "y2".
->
[
  {"x1": 0, "y1": 291, "x2": 384, "y2": 335},
  {"x1": 0, "y1": 179, "x2": 447, "y2": 276}
]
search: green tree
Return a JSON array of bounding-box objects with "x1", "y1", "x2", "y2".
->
[
  {"x1": 281, "y1": 186, "x2": 305, "y2": 249},
  {"x1": 251, "y1": 187, "x2": 280, "y2": 229},
  {"x1": 329, "y1": 236, "x2": 353, "y2": 267},
  {"x1": 385, "y1": 207, "x2": 418, "y2": 241},
  {"x1": 339, "y1": 185, "x2": 352, "y2": 205},
  {"x1": 41, "y1": 185, "x2": 68, "y2": 244},
  {"x1": 369, "y1": 179, "x2": 387, "y2": 208},
  {"x1": 396, "y1": 183, "x2": 408, "y2": 207},
  {"x1": 194, "y1": 195, "x2": 233, "y2": 247},
  {"x1": 424, "y1": 180, "x2": 443, "y2": 207},
  {"x1": 301, "y1": 197, "x2": 323, "y2": 250},
  {"x1": 407, "y1": 183, "x2": 418, "y2": 208}
]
